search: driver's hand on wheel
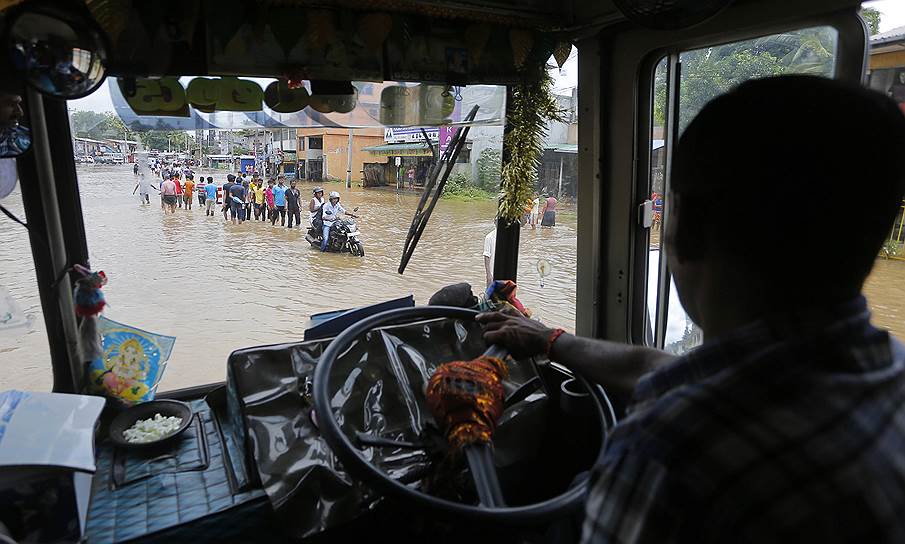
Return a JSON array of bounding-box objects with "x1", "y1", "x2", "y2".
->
[{"x1": 476, "y1": 311, "x2": 556, "y2": 359}]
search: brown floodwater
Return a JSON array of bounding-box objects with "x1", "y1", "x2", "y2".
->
[
  {"x1": 1, "y1": 164, "x2": 576, "y2": 392},
  {"x1": 2, "y1": 164, "x2": 903, "y2": 393}
]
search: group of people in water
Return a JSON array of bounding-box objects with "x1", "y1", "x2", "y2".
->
[
  {"x1": 134, "y1": 164, "x2": 358, "y2": 251},
  {"x1": 523, "y1": 192, "x2": 558, "y2": 229}
]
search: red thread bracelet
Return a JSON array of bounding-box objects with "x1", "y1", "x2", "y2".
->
[{"x1": 546, "y1": 328, "x2": 566, "y2": 357}]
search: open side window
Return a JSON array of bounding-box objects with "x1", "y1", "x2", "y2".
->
[
  {"x1": 647, "y1": 25, "x2": 846, "y2": 353},
  {"x1": 575, "y1": 4, "x2": 869, "y2": 345}
]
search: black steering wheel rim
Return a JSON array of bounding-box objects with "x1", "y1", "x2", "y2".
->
[{"x1": 312, "y1": 305, "x2": 612, "y2": 524}]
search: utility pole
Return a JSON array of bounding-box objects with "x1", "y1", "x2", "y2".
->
[{"x1": 346, "y1": 128, "x2": 353, "y2": 189}]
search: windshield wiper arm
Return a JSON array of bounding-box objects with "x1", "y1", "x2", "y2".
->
[{"x1": 398, "y1": 105, "x2": 479, "y2": 274}]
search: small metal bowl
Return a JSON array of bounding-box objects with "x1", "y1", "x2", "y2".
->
[{"x1": 108, "y1": 400, "x2": 193, "y2": 449}]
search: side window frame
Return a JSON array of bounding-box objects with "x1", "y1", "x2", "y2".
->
[
  {"x1": 574, "y1": 3, "x2": 869, "y2": 345},
  {"x1": 637, "y1": 11, "x2": 869, "y2": 348}
]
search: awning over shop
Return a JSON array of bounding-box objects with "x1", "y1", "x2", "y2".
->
[
  {"x1": 545, "y1": 143, "x2": 578, "y2": 154},
  {"x1": 363, "y1": 142, "x2": 433, "y2": 157},
  {"x1": 543, "y1": 140, "x2": 663, "y2": 154}
]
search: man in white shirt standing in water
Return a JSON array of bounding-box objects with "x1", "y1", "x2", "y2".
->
[{"x1": 483, "y1": 227, "x2": 496, "y2": 288}]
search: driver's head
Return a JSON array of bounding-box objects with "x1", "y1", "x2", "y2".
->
[
  {"x1": 0, "y1": 94, "x2": 24, "y2": 129},
  {"x1": 666, "y1": 75, "x2": 905, "y2": 329}
]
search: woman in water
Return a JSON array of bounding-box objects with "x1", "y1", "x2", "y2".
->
[{"x1": 541, "y1": 193, "x2": 557, "y2": 228}]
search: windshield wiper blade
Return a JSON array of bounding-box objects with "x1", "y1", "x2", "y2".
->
[{"x1": 398, "y1": 105, "x2": 479, "y2": 274}]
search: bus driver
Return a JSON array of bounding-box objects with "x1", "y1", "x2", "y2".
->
[{"x1": 480, "y1": 75, "x2": 905, "y2": 543}]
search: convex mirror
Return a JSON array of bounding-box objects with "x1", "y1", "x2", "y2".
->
[{"x1": 8, "y1": 10, "x2": 107, "y2": 99}]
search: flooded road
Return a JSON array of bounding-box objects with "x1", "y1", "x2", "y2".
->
[
  {"x1": 2, "y1": 164, "x2": 903, "y2": 392},
  {"x1": 2, "y1": 165, "x2": 576, "y2": 392}
]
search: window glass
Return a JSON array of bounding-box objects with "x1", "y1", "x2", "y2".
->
[
  {"x1": 66, "y1": 83, "x2": 504, "y2": 391},
  {"x1": 645, "y1": 58, "x2": 668, "y2": 346},
  {"x1": 864, "y1": 202, "x2": 905, "y2": 340},
  {"x1": 652, "y1": 27, "x2": 839, "y2": 354},
  {"x1": 0, "y1": 186, "x2": 53, "y2": 391},
  {"x1": 866, "y1": 69, "x2": 905, "y2": 341}
]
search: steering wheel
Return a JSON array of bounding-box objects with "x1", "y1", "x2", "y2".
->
[{"x1": 312, "y1": 306, "x2": 613, "y2": 524}]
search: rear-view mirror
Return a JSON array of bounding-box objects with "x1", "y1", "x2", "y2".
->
[{"x1": 8, "y1": 10, "x2": 107, "y2": 99}]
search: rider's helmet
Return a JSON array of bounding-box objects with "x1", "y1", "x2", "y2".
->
[
  {"x1": 313, "y1": 186, "x2": 323, "y2": 195},
  {"x1": 329, "y1": 191, "x2": 340, "y2": 199}
]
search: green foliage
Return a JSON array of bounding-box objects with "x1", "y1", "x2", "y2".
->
[
  {"x1": 69, "y1": 110, "x2": 132, "y2": 140},
  {"x1": 136, "y1": 130, "x2": 196, "y2": 152},
  {"x1": 500, "y1": 70, "x2": 565, "y2": 222},
  {"x1": 68, "y1": 109, "x2": 202, "y2": 152},
  {"x1": 860, "y1": 7, "x2": 881, "y2": 35},
  {"x1": 882, "y1": 239, "x2": 901, "y2": 259},
  {"x1": 654, "y1": 28, "x2": 837, "y2": 129},
  {"x1": 442, "y1": 172, "x2": 495, "y2": 201},
  {"x1": 475, "y1": 148, "x2": 502, "y2": 191}
]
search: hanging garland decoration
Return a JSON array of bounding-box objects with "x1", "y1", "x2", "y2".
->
[{"x1": 499, "y1": 66, "x2": 566, "y2": 223}]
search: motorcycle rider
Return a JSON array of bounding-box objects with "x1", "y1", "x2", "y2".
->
[{"x1": 321, "y1": 191, "x2": 359, "y2": 251}]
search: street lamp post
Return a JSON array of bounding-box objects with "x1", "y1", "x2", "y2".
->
[{"x1": 346, "y1": 129, "x2": 353, "y2": 189}]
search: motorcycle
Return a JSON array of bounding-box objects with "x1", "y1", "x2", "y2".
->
[{"x1": 306, "y1": 218, "x2": 365, "y2": 256}]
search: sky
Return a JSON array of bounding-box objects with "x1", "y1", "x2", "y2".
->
[
  {"x1": 866, "y1": 0, "x2": 905, "y2": 33},
  {"x1": 69, "y1": 2, "x2": 905, "y2": 112}
]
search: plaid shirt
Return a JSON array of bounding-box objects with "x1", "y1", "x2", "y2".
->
[{"x1": 582, "y1": 297, "x2": 905, "y2": 543}]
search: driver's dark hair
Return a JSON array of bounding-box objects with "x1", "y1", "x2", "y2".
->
[{"x1": 670, "y1": 75, "x2": 905, "y2": 301}]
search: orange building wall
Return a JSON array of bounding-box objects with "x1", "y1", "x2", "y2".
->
[
  {"x1": 320, "y1": 133, "x2": 387, "y2": 182},
  {"x1": 296, "y1": 128, "x2": 387, "y2": 182},
  {"x1": 870, "y1": 50, "x2": 905, "y2": 70},
  {"x1": 296, "y1": 127, "x2": 384, "y2": 138}
]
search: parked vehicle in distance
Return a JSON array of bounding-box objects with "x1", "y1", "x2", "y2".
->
[{"x1": 94, "y1": 153, "x2": 125, "y2": 165}]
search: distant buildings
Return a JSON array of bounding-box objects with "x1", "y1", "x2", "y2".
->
[
  {"x1": 538, "y1": 88, "x2": 579, "y2": 198},
  {"x1": 868, "y1": 25, "x2": 905, "y2": 112},
  {"x1": 130, "y1": 85, "x2": 580, "y2": 189},
  {"x1": 73, "y1": 137, "x2": 138, "y2": 161}
]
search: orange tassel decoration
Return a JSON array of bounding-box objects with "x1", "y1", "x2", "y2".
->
[{"x1": 426, "y1": 356, "x2": 508, "y2": 451}]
